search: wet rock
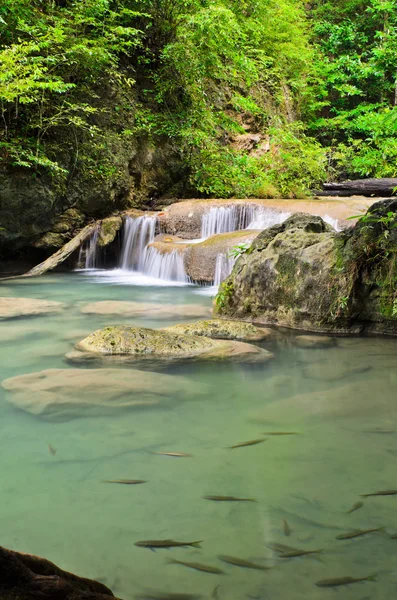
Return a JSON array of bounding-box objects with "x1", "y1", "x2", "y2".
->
[
  {"x1": 216, "y1": 204, "x2": 397, "y2": 335},
  {"x1": 97, "y1": 216, "x2": 123, "y2": 247},
  {"x1": 302, "y1": 361, "x2": 371, "y2": 382},
  {"x1": 184, "y1": 230, "x2": 260, "y2": 283},
  {"x1": 80, "y1": 300, "x2": 211, "y2": 319},
  {"x1": 164, "y1": 319, "x2": 272, "y2": 341},
  {"x1": 294, "y1": 335, "x2": 336, "y2": 349},
  {"x1": 67, "y1": 325, "x2": 274, "y2": 366},
  {"x1": 0, "y1": 544, "x2": 115, "y2": 599},
  {"x1": 2, "y1": 368, "x2": 203, "y2": 421},
  {"x1": 0, "y1": 297, "x2": 65, "y2": 319}
]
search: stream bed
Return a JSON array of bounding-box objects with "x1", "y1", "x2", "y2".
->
[{"x1": 0, "y1": 272, "x2": 397, "y2": 599}]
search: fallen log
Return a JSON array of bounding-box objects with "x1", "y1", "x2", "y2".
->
[
  {"x1": 0, "y1": 545, "x2": 117, "y2": 599},
  {"x1": 318, "y1": 178, "x2": 397, "y2": 197},
  {"x1": 24, "y1": 222, "x2": 98, "y2": 277}
]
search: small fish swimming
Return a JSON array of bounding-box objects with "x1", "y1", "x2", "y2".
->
[
  {"x1": 346, "y1": 501, "x2": 364, "y2": 514},
  {"x1": 167, "y1": 559, "x2": 224, "y2": 574},
  {"x1": 152, "y1": 452, "x2": 192, "y2": 457},
  {"x1": 218, "y1": 555, "x2": 270, "y2": 571},
  {"x1": 361, "y1": 489, "x2": 397, "y2": 497},
  {"x1": 336, "y1": 527, "x2": 384, "y2": 540},
  {"x1": 229, "y1": 439, "x2": 266, "y2": 449},
  {"x1": 279, "y1": 549, "x2": 322, "y2": 558},
  {"x1": 135, "y1": 539, "x2": 202, "y2": 549},
  {"x1": 262, "y1": 432, "x2": 299, "y2": 436},
  {"x1": 103, "y1": 479, "x2": 147, "y2": 485},
  {"x1": 283, "y1": 519, "x2": 292, "y2": 536},
  {"x1": 203, "y1": 495, "x2": 256, "y2": 502},
  {"x1": 315, "y1": 574, "x2": 377, "y2": 587},
  {"x1": 48, "y1": 444, "x2": 56, "y2": 456},
  {"x1": 269, "y1": 543, "x2": 299, "y2": 553},
  {"x1": 390, "y1": 533, "x2": 397, "y2": 539}
]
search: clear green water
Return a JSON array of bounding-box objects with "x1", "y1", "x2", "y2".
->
[{"x1": 1, "y1": 272, "x2": 397, "y2": 600}]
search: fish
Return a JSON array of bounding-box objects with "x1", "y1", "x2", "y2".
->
[
  {"x1": 48, "y1": 444, "x2": 56, "y2": 456},
  {"x1": 152, "y1": 452, "x2": 192, "y2": 457},
  {"x1": 279, "y1": 549, "x2": 323, "y2": 558},
  {"x1": 229, "y1": 438, "x2": 266, "y2": 449},
  {"x1": 103, "y1": 479, "x2": 147, "y2": 485},
  {"x1": 269, "y1": 543, "x2": 322, "y2": 562},
  {"x1": 218, "y1": 555, "x2": 270, "y2": 571},
  {"x1": 135, "y1": 539, "x2": 202, "y2": 549},
  {"x1": 136, "y1": 594, "x2": 201, "y2": 600},
  {"x1": 347, "y1": 501, "x2": 364, "y2": 513},
  {"x1": 315, "y1": 574, "x2": 377, "y2": 587},
  {"x1": 167, "y1": 559, "x2": 224, "y2": 574},
  {"x1": 283, "y1": 519, "x2": 292, "y2": 536},
  {"x1": 361, "y1": 489, "x2": 397, "y2": 497},
  {"x1": 203, "y1": 495, "x2": 256, "y2": 502},
  {"x1": 211, "y1": 585, "x2": 220, "y2": 600},
  {"x1": 262, "y1": 432, "x2": 299, "y2": 435},
  {"x1": 336, "y1": 527, "x2": 384, "y2": 540}
]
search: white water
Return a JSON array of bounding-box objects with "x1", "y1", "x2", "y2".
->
[
  {"x1": 78, "y1": 226, "x2": 100, "y2": 269},
  {"x1": 120, "y1": 216, "x2": 157, "y2": 271},
  {"x1": 323, "y1": 214, "x2": 342, "y2": 231},
  {"x1": 142, "y1": 247, "x2": 191, "y2": 284},
  {"x1": 214, "y1": 252, "x2": 236, "y2": 286},
  {"x1": 201, "y1": 204, "x2": 290, "y2": 237}
]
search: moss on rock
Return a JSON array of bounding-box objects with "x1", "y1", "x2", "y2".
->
[{"x1": 164, "y1": 319, "x2": 272, "y2": 341}]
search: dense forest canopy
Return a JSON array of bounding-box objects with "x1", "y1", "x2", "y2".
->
[{"x1": 1, "y1": 0, "x2": 397, "y2": 203}]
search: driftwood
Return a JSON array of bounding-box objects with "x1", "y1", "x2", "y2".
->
[
  {"x1": 319, "y1": 178, "x2": 397, "y2": 197},
  {"x1": 24, "y1": 223, "x2": 98, "y2": 277},
  {"x1": 0, "y1": 545, "x2": 117, "y2": 599}
]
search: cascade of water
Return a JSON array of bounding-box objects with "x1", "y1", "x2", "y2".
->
[
  {"x1": 323, "y1": 214, "x2": 341, "y2": 231},
  {"x1": 247, "y1": 207, "x2": 290, "y2": 230},
  {"x1": 120, "y1": 216, "x2": 157, "y2": 270},
  {"x1": 142, "y1": 247, "x2": 190, "y2": 283},
  {"x1": 78, "y1": 226, "x2": 100, "y2": 269},
  {"x1": 201, "y1": 205, "x2": 256, "y2": 237},
  {"x1": 214, "y1": 252, "x2": 236, "y2": 286}
]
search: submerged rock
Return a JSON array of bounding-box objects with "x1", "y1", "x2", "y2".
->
[
  {"x1": 164, "y1": 319, "x2": 272, "y2": 341},
  {"x1": 0, "y1": 544, "x2": 115, "y2": 599},
  {"x1": 294, "y1": 335, "x2": 336, "y2": 349},
  {"x1": 67, "y1": 325, "x2": 273, "y2": 365},
  {"x1": 215, "y1": 202, "x2": 397, "y2": 335},
  {"x1": 2, "y1": 368, "x2": 203, "y2": 421},
  {"x1": 0, "y1": 297, "x2": 65, "y2": 319},
  {"x1": 80, "y1": 301, "x2": 211, "y2": 319}
]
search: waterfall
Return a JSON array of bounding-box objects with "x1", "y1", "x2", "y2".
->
[
  {"x1": 201, "y1": 205, "x2": 255, "y2": 237},
  {"x1": 119, "y1": 216, "x2": 157, "y2": 270},
  {"x1": 247, "y1": 207, "x2": 290, "y2": 230},
  {"x1": 78, "y1": 226, "x2": 100, "y2": 269},
  {"x1": 201, "y1": 204, "x2": 291, "y2": 237},
  {"x1": 142, "y1": 247, "x2": 190, "y2": 283},
  {"x1": 323, "y1": 214, "x2": 342, "y2": 231},
  {"x1": 214, "y1": 253, "x2": 236, "y2": 286}
]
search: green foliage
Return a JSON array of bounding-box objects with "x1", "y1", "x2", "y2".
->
[
  {"x1": 228, "y1": 243, "x2": 251, "y2": 259},
  {"x1": 215, "y1": 280, "x2": 234, "y2": 309}
]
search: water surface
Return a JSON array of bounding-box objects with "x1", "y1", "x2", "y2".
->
[{"x1": 0, "y1": 273, "x2": 397, "y2": 599}]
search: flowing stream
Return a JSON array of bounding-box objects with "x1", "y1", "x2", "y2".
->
[{"x1": 0, "y1": 273, "x2": 396, "y2": 600}]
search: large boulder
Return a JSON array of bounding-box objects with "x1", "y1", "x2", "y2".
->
[
  {"x1": 66, "y1": 325, "x2": 274, "y2": 366},
  {"x1": 0, "y1": 297, "x2": 65, "y2": 319},
  {"x1": 0, "y1": 545, "x2": 115, "y2": 599},
  {"x1": 215, "y1": 202, "x2": 397, "y2": 335},
  {"x1": 184, "y1": 230, "x2": 260, "y2": 283},
  {"x1": 2, "y1": 368, "x2": 204, "y2": 421},
  {"x1": 164, "y1": 319, "x2": 272, "y2": 341}
]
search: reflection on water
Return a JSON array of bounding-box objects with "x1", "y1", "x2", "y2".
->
[{"x1": 0, "y1": 274, "x2": 397, "y2": 599}]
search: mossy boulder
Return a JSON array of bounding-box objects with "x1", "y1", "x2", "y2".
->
[
  {"x1": 97, "y1": 216, "x2": 123, "y2": 247},
  {"x1": 215, "y1": 203, "x2": 397, "y2": 335},
  {"x1": 164, "y1": 319, "x2": 272, "y2": 341},
  {"x1": 68, "y1": 325, "x2": 274, "y2": 365}
]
